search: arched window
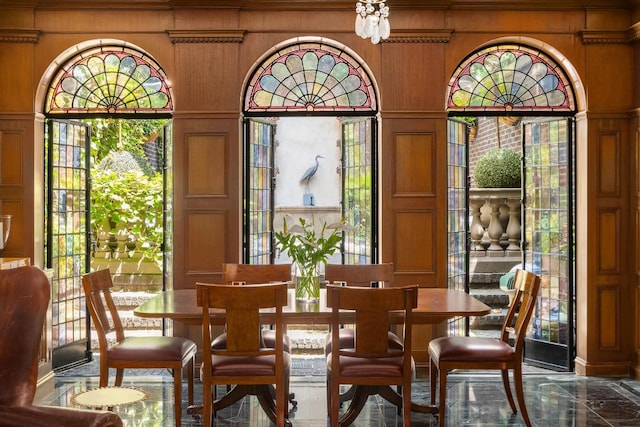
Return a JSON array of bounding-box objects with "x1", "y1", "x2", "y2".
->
[
  {"x1": 244, "y1": 42, "x2": 376, "y2": 113},
  {"x1": 447, "y1": 44, "x2": 575, "y2": 113},
  {"x1": 46, "y1": 46, "x2": 172, "y2": 115}
]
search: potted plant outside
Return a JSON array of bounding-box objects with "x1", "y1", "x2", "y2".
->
[{"x1": 274, "y1": 216, "x2": 344, "y2": 302}]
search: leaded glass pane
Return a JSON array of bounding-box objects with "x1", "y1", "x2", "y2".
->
[
  {"x1": 245, "y1": 43, "x2": 376, "y2": 112},
  {"x1": 447, "y1": 45, "x2": 575, "y2": 112},
  {"x1": 47, "y1": 47, "x2": 172, "y2": 114}
]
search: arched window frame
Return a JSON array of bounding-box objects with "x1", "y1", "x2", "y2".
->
[
  {"x1": 244, "y1": 42, "x2": 377, "y2": 113},
  {"x1": 447, "y1": 44, "x2": 576, "y2": 114},
  {"x1": 45, "y1": 45, "x2": 173, "y2": 115}
]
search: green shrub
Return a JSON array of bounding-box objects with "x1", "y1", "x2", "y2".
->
[{"x1": 474, "y1": 148, "x2": 521, "y2": 188}]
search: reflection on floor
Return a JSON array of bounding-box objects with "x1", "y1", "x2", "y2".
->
[{"x1": 41, "y1": 356, "x2": 640, "y2": 426}]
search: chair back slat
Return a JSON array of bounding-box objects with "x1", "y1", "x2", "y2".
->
[
  {"x1": 500, "y1": 269, "x2": 542, "y2": 354},
  {"x1": 324, "y1": 263, "x2": 393, "y2": 287},
  {"x1": 222, "y1": 263, "x2": 291, "y2": 285},
  {"x1": 197, "y1": 282, "x2": 288, "y2": 353},
  {"x1": 327, "y1": 285, "x2": 417, "y2": 356},
  {"x1": 82, "y1": 269, "x2": 124, "y2": 342}
]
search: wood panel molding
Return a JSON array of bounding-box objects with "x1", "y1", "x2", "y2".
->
[
  {"x1": 185, "y1": 211, "x2": 226, "y2": 275},
  {"x1": 393, "y1": 210, "x2": 435, "y2": 273},
  {"x1": 393, "y1": 133, "x2": 436, "y2": 196},
  {"x1": 186, "y1": 133, "x2": 227, "y2": 197},
  {"x1": 597, "y1": 285, "x2": 620, "y2": 350},
  {"x1": 597, "y1": 130, "x2": 620, "y2": 197},
  {"x1": 597, "y1": 208, "x2": 620, "y2": 274},
  {"x1": 0, "y1": 130, "x2": 24, "y2": 185}
]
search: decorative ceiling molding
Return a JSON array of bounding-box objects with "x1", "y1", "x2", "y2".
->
[
  {"x1": 580, "y1": 29, "x2": 630, "y2": 44},
  {"x1": 167, "y1": 30, "x2": 245, "y2": 43},
  {"x1": 385, "y1": 29, "x2": 453, "y2": 43},
  {"x1": 0, "y1": 29, "x2": 39, "y2": 43}
]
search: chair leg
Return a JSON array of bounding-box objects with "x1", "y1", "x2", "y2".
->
[
  {"x1": 114, "y1": 368, "x2": 124, "y2": 387},
  {"x1": 99, "y1": 360, "x2": 109, "y2": 388},
  {"x1": 438, "y1": 369, "x2": 447, "y2": 427},
  {"x1": 187, "y1": 358, "x2": 194, "y2": 405},
  {"x1": 429, "y1": 358, "x2": 437, "y2": 406},
  {"x1": 501, "y1": 368, "x2": 517, "y2": 413},
  {"x1": 513, "y1": 363, "x2": 532, "y2": 427},
  {"x1": 203, "y1": 380, "x2": 212, "y2": 427},
  {"x1": 173, "y1": 369, "x2": 182, "y2": 427}
]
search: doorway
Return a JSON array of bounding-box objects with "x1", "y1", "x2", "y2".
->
[
  {"x1": 43, "y1": 43, "x2": 174, "y2": 370},
  {"x1": 242, "y1": 39, "x2": 380, "y2": 267},
  {"x1": 446, "y1": 42, "x2": 578, "y2": 371}
]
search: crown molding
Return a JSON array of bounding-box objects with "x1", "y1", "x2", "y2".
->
[
  {"x1": 167, "y1": 30, "x2": 245, "y2": 43},
  {"x1": 0, "y1": 29, "x2": 39, "y2": 43},
  {"x1": 385, "y1": 29, "x2": 454, "y2": 44}
]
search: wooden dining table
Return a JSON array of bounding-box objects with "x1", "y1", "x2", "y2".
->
[{"x1": 134, "y1": 286, "x2": 491, "y2": 425}]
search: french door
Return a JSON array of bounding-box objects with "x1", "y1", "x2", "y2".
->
[
  {"x1": 46, "y1": 119, "x2": 91, "y2": 370},
  {"x1": 244, "y1": 118, "x2": 276, "y2": 264},
  {"x1": 446, "y1": 119, "x2": 470, "y2": 336},
  {"x1": 522, "y1": 117, "x2": 575, "y2": 371},
  {"x1": 341, "y1": 117, "x2": 377, "y2": 264}
]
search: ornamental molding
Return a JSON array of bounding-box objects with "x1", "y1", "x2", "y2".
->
[
  {"x1": 580, "y1": 29, "x2": 630, "y2": 44},
  {"x1": 167, "y1": 30, "x2": 245, "y2": 43},
  {"x1": 0, "y1": 29, "x2": 39, "y2": 43},
  {"x1": 385, "y1": 29, "x2": 453, "y2": 43}
]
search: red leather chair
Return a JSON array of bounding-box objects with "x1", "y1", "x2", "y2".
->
[
  {"x1": 83, "y1": 269, "x2": 197, "y2": 427},
  {"x1": 0, "y1": 266, "x2": 122, "y2": 427},
  {"x1": 428, "y1": 269, "x2": 542, "y2": 427}
]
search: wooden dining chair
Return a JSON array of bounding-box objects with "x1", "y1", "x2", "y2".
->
[
  {"x1": 211, "y1": 263, "x2": 292, "y2": 351},
  {"x1": 82, "y1": 269, "x2": 197, "y2": 427},
  {"x1": 197, "y1": 282, "x2": 291, "y2": 427},
  {"x1": 323, "y1": 263, "x2": 398, "y2": 356},
  {"x1": 326, "y1": 284, "x2": 418, "y2": 426},
  {"x1": 428, "y1": 269, "x2": 542, "y2": 427}
]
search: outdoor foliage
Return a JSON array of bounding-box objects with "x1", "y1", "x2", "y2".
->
[
  {"x1": 91, "y1": 169, "x2": 164, "y2": 265},
  {"x1": 87, "y1": 118, "x2": 167, "y2": 267},
  {"x1": 474, "y1": 148, "x2": 521, "y2": 188}
]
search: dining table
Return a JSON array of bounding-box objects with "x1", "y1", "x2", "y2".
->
[{"x1": 134, "y1": 286, "x2": 491, "y2": 425}]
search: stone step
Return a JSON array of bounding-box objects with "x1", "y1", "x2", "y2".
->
[{"x1": 469, "y1": 288, "x2": 510, "y2": 309}]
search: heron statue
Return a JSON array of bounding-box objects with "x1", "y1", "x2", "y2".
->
[{"x1": 299, "y1": 154, "x2": 324, "y2": 193}]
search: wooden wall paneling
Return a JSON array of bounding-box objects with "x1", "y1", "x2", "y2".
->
[
  {"x1": 597, "y1": 208, "x2": 619, "y2": 274},
  {"x1": 186, "y1": 134, "x2": 226, "y2": 196},
  {"x1": 597, "y1": 285, "x2": 619, "y2": 350},
  {"x1": 185, "y1": 211, "x2": 226, "y2": 276}
]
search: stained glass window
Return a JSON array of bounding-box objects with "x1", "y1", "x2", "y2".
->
[
  {"x1": 46, "y1": 46, "x2": 172, "y2": 114},
  {"x1": 447, "y1": 45, "x2": 575, "y2": 113},
  {"x1": 245, "y1": 43, "x2": 376, "y2": 112}
]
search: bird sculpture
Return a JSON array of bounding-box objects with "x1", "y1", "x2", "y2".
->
[{"x1": 299, "y1": 154, "x2": 324, "y2": 193}]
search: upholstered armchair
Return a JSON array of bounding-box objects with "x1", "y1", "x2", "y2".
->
[{"x1": 0, "y1": 266, "x2": 123, "y2": 427}]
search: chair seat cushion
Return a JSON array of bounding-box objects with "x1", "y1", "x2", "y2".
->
[
  {"x1": 201, "y1": 352, "x2": 291, "y2": 378},
  {"x1": 326, "y1": 353, "x2": 415, "y2": 378},
  {"x1": 108, "y1": 336, "x2": 196, "y2": 361},
  {"x1": 324, "y1": 329, "x2": 403, "y2": 355},
  {"x1": 429, "y1": 337, "x2": 514, "y2": 363}
]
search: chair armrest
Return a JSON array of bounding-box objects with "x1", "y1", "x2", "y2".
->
[{"x1": 0, "y1": 405, "x2": 123, "y2": 427}]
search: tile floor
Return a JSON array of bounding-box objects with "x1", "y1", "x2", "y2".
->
[{"x1": 41, "y1": 356, "x2": 640, "y2": 426}]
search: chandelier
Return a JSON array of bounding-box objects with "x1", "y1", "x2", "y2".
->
[{"x1": 355, "y1": 1, "x2": 390, "y2": 44}]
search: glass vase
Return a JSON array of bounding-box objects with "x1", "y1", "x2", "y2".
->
[{"x1": 294, "y1": 262, "x2": 321, "y2": 302}]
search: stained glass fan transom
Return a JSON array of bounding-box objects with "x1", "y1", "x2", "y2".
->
[
  {"x1": 245, "y1": 43, "x2": 376, "y2": 113},
  {"x1": 447, "y1": 45, "x2": 575, "y2": 113},
  {"x1": 46, "y1": 46, "x2": 172, "y2": 114}
]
